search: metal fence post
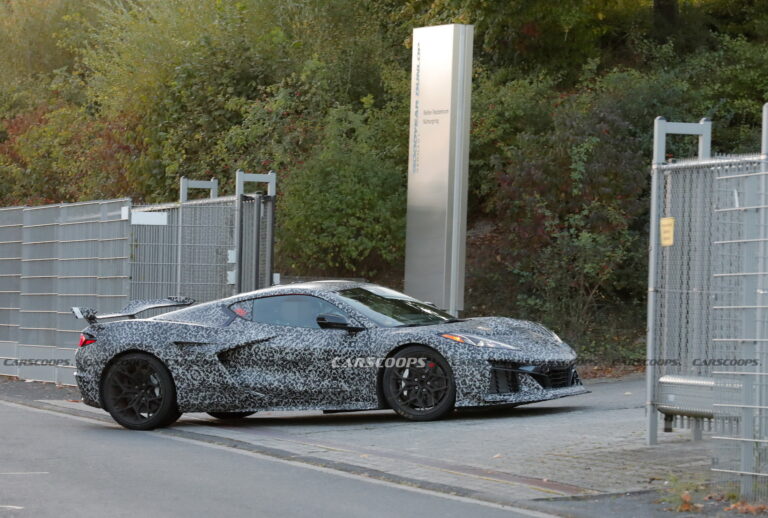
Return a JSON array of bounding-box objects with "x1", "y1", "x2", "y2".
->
[
  {"x1": 253, "y1": 194, "x2": 262, "y2": 289},
  {"x1": 234, "y1": 171, "x2": 245, "y2": 293},
  {"x1": 176, "y1": 179, "x2": 186, "y2": 297},
  {"x1": 265, "y1": 195, "x2": 275, "y2": 287},
  {"x1": 647, "y1": 116, "x2": 666, "y2": 445}
]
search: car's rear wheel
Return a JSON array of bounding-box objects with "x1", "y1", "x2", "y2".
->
[
  {"x1": 102, "y1": 352, "x2": 181, "y2": 430},
  {"x1": 382, "y1": 345, "x2": 456, "y2": 421},
  {"x1": 207, "y1": 412, "x2": 254, "y2": 420}
]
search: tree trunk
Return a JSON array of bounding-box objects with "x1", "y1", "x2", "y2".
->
[{"x1": 653, "y1": 0, "x2": 679, "y2": 40}]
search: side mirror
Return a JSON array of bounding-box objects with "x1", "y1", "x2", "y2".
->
[{"x1": 316, "y1": 313, "x2": 364, "y2": 332}]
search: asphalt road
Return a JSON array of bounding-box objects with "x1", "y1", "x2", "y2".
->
[{"x1": 0, "y1": 400, "x2": 551, "y2": 518}]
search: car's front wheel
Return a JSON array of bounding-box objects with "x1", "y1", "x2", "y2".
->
[
  {"x1": 102, "y1": 352, "x2": 181, "y2": 430},
  {"x1": 382, "y1": 345, "x2": 456, "y2": 421}
]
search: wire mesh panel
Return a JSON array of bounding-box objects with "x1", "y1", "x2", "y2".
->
[
  {"x1": 0, "y1": 200, "x2": 131, "y2": 382},
  {"x1": 656, "y1": 161, "x2": 717, "y2": 373},
  {"x1": 54, "y1": 200, "x2": 130, "y2": 385},
  {"x1": 17, "y1": 204, "x2": 61, "y2": 381},
  {"x1": 0, "y1": 190, "x2": 274, "y2": 384},
  {"x1": 177, "y1": 198, "x2": 237, "y2": 302},
  {"x1": 15, "y1": 200, "x2": 131, "y2": 383},
  {"x1": 0, "y1": 207, "x2": 23, "y2": 377},
  {"x1": 651, "y1": 159, "x2": 725, "y2": 419},
  {"x1": 712, "y1": 156, "x2": 768, "y2": 502},
  {"x1": 130, "y1": 197, "x2": 238, "y2": 306}
]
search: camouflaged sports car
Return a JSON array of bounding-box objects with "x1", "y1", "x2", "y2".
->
[{"x1": 72, "y1": 281, "x2": 587, "y2": 430}]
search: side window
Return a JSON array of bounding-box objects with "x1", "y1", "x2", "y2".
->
[
  {"x1": 251, "y1": 295, "x2": 347, "y2": 328},
  {"x1": 229, "y1": 300, "x2": 253, "y2": 320}
]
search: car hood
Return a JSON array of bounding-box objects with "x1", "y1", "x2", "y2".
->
[{"x1": 391, "y1": 316, "x2": 574, "y2": 357}]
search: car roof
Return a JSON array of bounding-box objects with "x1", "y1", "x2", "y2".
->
[
  {"x1": 231, "y1": 280, "x2": 370, "y2": 300},
  {"x1": 150, "y1": 281, "x2": 374, "y2": 323}
]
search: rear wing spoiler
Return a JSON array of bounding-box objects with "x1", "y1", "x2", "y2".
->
[{"x1": 72, "y1": 296, "x2": 195, "y2": 325}]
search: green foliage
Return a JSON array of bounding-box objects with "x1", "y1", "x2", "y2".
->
[
  {"x1": 0, "y1": 0, "x2": 99, "y2": 83},
  {"x1": 464, "y1": 64, "x2": 696, "y2": 354},
  {"x1": 278, "y1": 106, "x2": 406, "y2": 278},
  {"x1": 0, "y1": 104, "x2": 139, "y2": 204}
]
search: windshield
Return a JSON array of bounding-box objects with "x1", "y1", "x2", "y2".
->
[{"x1": 336, "y1": 286, "x2": 457, "y2": 327}]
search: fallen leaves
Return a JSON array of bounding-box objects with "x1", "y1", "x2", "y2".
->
[
  {"x1": 723, "y1": 501, "x2": 768, "y2": 515},
  {"x1": 677, "y1": 491, "x2": 703, "y2": 513}
]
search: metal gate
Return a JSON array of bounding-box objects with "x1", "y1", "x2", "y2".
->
[
  {"x1": 647, "y1": 106, "x2": 768, "y2": 502},
  {"x1": 647, "y1": 117, "x2": 718, "y2": 444}
]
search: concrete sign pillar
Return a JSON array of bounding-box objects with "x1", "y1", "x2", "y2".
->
[{"x1": 404, "y1": 24, "x2": 473, "y2": 316}]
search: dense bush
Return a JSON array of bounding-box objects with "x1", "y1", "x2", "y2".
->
[{"x1": 2, "y1": 0, "x2": 768, "y2": 359}]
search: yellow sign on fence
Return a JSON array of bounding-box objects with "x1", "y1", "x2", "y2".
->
[{"x1": 660, "y1": 217, "x2": 675, "y2": 247}]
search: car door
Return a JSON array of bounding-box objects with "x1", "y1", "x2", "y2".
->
[{"x1": 228, "y1": 294, "x2": 364, "y2": 408}]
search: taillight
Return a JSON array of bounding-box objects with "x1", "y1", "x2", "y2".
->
[{"x1": 78, "y1": 333, "x2": 96, "y2": 347}]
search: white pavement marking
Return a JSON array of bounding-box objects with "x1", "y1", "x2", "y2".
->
[
  {"x1": 0, "y1": 399, "x2": 561, "y2": 518},
  {"x1": 0, "y1": 472, "x2": 48, "y2": 475},
  {"x1": 0, "y1": 505, "x2": 24, "y2": 510}
]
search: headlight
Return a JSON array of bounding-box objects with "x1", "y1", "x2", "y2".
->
[{"x1": 440, "y1": 333, "x2": 519, "y2": 350}]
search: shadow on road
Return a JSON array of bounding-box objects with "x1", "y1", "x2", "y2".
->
[{"x1": 170, "y1": 402, "x2": 587, "y2": 429}]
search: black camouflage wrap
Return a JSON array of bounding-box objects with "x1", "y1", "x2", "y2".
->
[{"x1": 75, "y1": 281, "x2": 587, "y2": 413}]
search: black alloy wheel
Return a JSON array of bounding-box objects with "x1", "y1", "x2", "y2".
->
[
  {"x1": 102, "y1": 353, "x2": 181, "y2": 430},
  {"x1": 382, "y1": 345, "x2": 456, "y2": 421}
]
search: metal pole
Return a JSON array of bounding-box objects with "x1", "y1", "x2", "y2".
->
[
  {"x1": 698, "y1": 118, "x2": 712, "y2": 160},
  {"x1": 253, "y1": 194, "x2": 262, "y2": 289},
  {"x1": 647, "y1": 116, "x2": 666, "y2": 445},
  {"x1": 176, "y1": 178, "x2": 187, "y2": 297},
  {"x1": 208, "y1": 177, "x2": 219, "y2": 199},
  {"x1": 234, "y1": 170, "x2": 244, "y2": 293},
  {"x1": 265, "y1": 196, "x2": 275, "y2": 287}
]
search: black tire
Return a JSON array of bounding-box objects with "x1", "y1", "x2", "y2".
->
[
  {"x1": 102, "y1": 352, "x2": 181, "y2": 430},
  {"x1": 207, "y1": 412, "x2": 254, "y2": 420},
  {"x1": 382, "y1": 345, "x2": 456, "y2": 421}
]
